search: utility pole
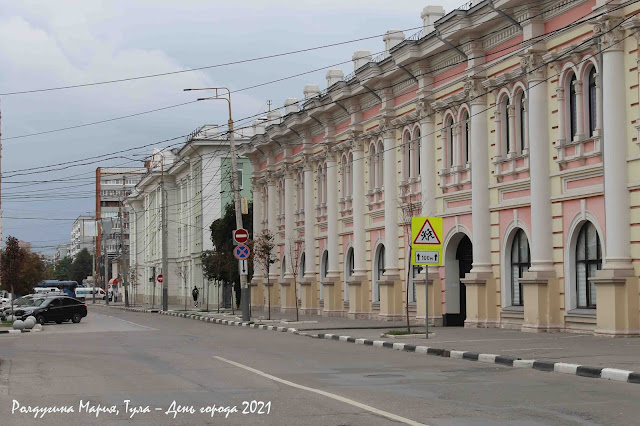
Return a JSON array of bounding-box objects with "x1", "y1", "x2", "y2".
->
[
  {"x1": 184, "y1": 87, "x2": 249, "y2": 321},
  {"x1": 92, "y1": 235, "x2": 97, "y2": 304},
  {"x1": 120, "y1": 177, "x2": 129, "y2": 307},
  {"x1": 101, "y1": 219, "x2": 113, "y2": 306},
  {"x1": 161, "y1": 158, "x2": 169, "y2": 311}
]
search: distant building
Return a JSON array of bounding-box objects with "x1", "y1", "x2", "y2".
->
[
  {"x1": 55, "y1": 244, "x2": 69, "y2": 263},
  {"x1": 96, "y1": 167, "x2": 147, "y2": 283},
  {"x1": 70, "y1": 215, "x2": 96, "y2": 259},
  {"x1": 126, "y1": 125, "x2": 253, "y2": 306},
  {"x1": 17, "y1": 240, "x2": 31, "y2": 251}
]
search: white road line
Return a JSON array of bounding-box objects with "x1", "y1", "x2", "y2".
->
[
  {"x1": 95, "y1": 313, "x2": 158, "y2": 330},
  {"x1": 213, "y1": 356, "x2": 427, "y2": 426}
]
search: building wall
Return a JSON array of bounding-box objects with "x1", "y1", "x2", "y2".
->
[{"x1": 246, "y1": 0, "x2": 640, "y2": 335}]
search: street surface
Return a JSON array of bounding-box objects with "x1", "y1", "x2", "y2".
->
[{"x1": 0, "y1": 306, "x2": 638, "y2": 425}]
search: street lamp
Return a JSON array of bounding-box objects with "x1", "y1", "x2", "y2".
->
[{"x1": 184, "y1": 87, "x2": 250, "y2": 321}]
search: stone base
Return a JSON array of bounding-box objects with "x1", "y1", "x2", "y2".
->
[
  {"x1": 322, "y1": 309, "x2": 347, "y2": 318},
  {"x1": 347, "y1": 311, "x2": 375, "y2": 320},
  {"x1": 592, "y1": 268, "x2": 640, "y2": 336}
]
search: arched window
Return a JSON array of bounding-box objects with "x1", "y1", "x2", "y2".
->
[
  {"x1": 374, "y1": 245, "x2": 385, "y2": 302},
  {"x1": 576, "y1": 222, "x2": 602, "y2": 308},
  {"x1": 403, "y1": 131, "x2": 412, "y2": 180},
  {"x1": 296, "y1": 170, "x2": 304, "y2": 212},
  {"x1": 568, "y1": 73, "x2": 578, "y2": 140},
  {"x1": 588, "y1": 67, "x2": 597, "y2": 137},
  {"x1": 344, "y1": 247, "x2": 354, "y2": 302},
  {"x1": 446, "y1": 116, "x2": 454, "y2": 168},
  {"x1": 462, "y1": 111, "x2": 470, "y2": 164},
  {"x1": 369, "y1": 143, "x2": 377, "y2": 189},
  {"x1": 322, "y1": 163, "x2": 328, "y2": 204},
  {"x1": 321, "y1": 250, "x2": 329, "y2": 279},
  {"x1": 515, "y1": 90, "x2": 527, "y2": 154},
  {"x1": 281, "y1": 256, "x2": 286, "y2": 279},
  {"x1": 500, "y1": 97, "x2": 510, "y2": 156},
  {"x1": 414, "y1": 128, "x2": 421, "y2": 175},
  {"x1": 377, "y1": 140, "x2": 384, "y2": 187},
  {"x1": 316, "y1": 163, "x2": 325, "y2": 209},
  {"x1": 299, "y1": 252, "x2": 306, "y2": 277},
  {"x1": 347, "y1": 152, "x2": 353, "y2": 196},
  {"x1": 341, "y1": 154, "x2": 349, "y2": 196},
  {"x1": 510, "y1": 229, "x2": 530, "y2": 306}
]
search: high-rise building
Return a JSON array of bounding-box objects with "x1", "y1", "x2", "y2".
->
[{"x1": 70, "y1": 215, "x2": 96, "y2": 259}]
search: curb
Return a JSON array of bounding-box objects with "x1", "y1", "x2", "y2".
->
[
  {"x1": 0, "y1": 328, "x2": 42, "y2": 334},
  {"x1": 100, "y1": 305, "x2": 640, "y2": 385}
]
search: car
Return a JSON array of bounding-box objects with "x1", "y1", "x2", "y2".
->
[
  {"x1": 0, "y1": 295, "x2": 45, "y2": 318},
  {"x1": 13, "y1": 296, "x2": 88, "y2": 325}
]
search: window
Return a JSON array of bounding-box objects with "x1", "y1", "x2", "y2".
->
[
  {"x1": 404, "y1": 132, "x2": 412, "y2": 180},
  {"x1": 278, "y1": 179, "x2": 285, "y2": 218},
  {"x1": 341, "y1": 153, "x2": 352, "y2": 197},
  {"x1": 576, "y1": 222, "x2": 601, "y2": 308},
  {"x1": 588, "y1": 67, "x2": 597, "y2": 136},
  {"x1": 377, "y1": 140, "x2": 384, "y2": 187},
  {"x1": 515, "y1": 90, "x2": 527, "y2": 154},
  {"x1": 321, "y1": 250, "x2": 329, "y2": 279},
  {"x1": 510, "y1": 229, "x2": 530, "y2": 306},
  {"x1": 446, "y1": 117, "x2": 455, "y2": 168},
  {"x1": 500, "y1": 97, "x2": 510, "y2": 156},
  {"x1": 414, "y1": 128, "x2": 421, "y2": 175},
  {"x1": 568, "y1": 73, "x2": 578, "y2": 140},
  {"x1": 369, "y1": 143, "x2": 377, "y2": 189},
  {"x1": 281, "y1": 256, "x2": 286, "y2": 279},
  {"x1": 344, "y1": 248, "x2": 354, "y2": 302},
  {"x1": 462, "y1": 111, "x2": 469, "y2": 164},
  {"x1": 237, "y1": 163, "x2": 244, "y2": 189},
  {"x1": 299, "y1": 253, "x2": 306, "y2": 277},
  {"x1": 374, "y1": 245, "x2": 385, "y2": 303}
]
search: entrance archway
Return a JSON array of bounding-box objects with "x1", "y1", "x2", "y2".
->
[{"x1": 443, "y1": 234, "x2": 473, "y2": 326}]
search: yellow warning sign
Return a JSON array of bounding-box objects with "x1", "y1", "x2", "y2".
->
[{"x1": 411, "y1": 217, "x2": 443, "y2": 266}]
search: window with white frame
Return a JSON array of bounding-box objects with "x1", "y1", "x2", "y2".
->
[
  {"x1": 369, "y1": 143, "x2": 377, "y2": 190},
  {"x1": 376, "y1": 140, "x2": 384, "y2": 188},
  {"x1": 414, "y1": 128, "x2": 421, "y2": 175},
  {"x1": 341, "y1": 153, "x2": 352, "y2": 197},
  {"x1": 445, "y1": 116, "x2": 455, "y2": 168},
  {"x1": 296, "y1": 169, "x2": 304, "y2": 212},
  {"x1": 316, "y1": 163, "x2": 326, "y2": 209},
  {"x1": 575, "y1": 222, "x2": 601, "y2": 309},
  {"x1": 278, "y1": 178, "x2": 285, "y2": 218},
  {"x1": 461, "y1": 110, "x2": 470, "y2": 164},
  {"x1": 586, "y1": 66, "x2": 598, "y2": 137},
  {"x1": 403, "y1": 131, "x2": 412, "y2": 180},
  {"x1": 516, "y1": 89, "x2": 528, "y2": 154},
  {"x1": 567, "y1": 72, "x2": 578, "y2": 141},
  {"x1": 499, "y1": 96, "x2": 510, "y2": 157},
  {"x1": 510, "y1": 229, "x2": 530, "y2": 307},
  {"x1": 344, "y1": 247, "x2": 354, "y2": 302}
]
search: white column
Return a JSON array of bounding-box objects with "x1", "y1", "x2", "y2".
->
[
  {"x1": 468, "y1": 80, "x2": 492, "y2": 273},
  {"x1": 326, "y1": 152, "x2": 340, "y2": 276},
  {"x1": 252, "y1": 181, "x2": 264, "y2": 278},
  {"x1": 573, "y1": 80, "x2": 585, "y2": 141},
  {"x1": 420, "y1": 109, "x2": 436, "y2": 216},
  {"x1": 383, "y1": 125, "x2": 400, "y2": 275},
  {"x1": 303, "y1": 163, "x2": 315, "y2": 277},
  {"x1": 600, "y1": 26, "x2": 632, "y2": 269},
  {"x1": 284, "y1": 170, "x2": 295, "y2": 278},
  {"x1": 352, "y1": 141, "x2": 366, "y2": 274},
  {"x1": 525, "y1": 53, "x2": 554, "y2": 273},
  {"x1": 267, "y1": 177, "x2": 277, "y2": 235}
]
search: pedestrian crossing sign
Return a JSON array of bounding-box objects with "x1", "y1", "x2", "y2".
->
[{"x1": 411, "y1": 217, "x2": 443, "y2": 266}]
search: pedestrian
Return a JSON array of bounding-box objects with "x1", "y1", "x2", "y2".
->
[{"x1": 192, "y1": 286, "x2": 199, "y2": 307}]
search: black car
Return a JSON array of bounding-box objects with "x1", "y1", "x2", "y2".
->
[{"x1": 14, "y1": 296, "x2": 88, "y2": 325}]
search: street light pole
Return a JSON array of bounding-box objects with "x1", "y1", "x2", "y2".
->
[
  {"x1": 161, "y1": 159, "x2": 169, "y2": 311},
  {"x1": 184, "y1": 87, "x2": 249, "y2": 321}
]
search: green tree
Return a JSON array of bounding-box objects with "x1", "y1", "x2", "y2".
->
[
  {"x1": 1, "y1": 237, "x2": 25, "y2": 304},
  {"x1": 70, "y1": 248, "x2": 93, "y2": 284},
  {"x1": 54, "y1": 257, "x2": 72, "y2": 280},
  {"x1": 20, "y1": 251, "x2": 47, "y2": 291}
]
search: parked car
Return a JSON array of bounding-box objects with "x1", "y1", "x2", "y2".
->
[
  {"x1": 74, "y1": 287, "x2": 106, "y2": 301},
  {"x1": 13, "y1": 296, "x2": 87, "y2": 325},
  {"x1": 1, "y1": 295, "x2": 44, "y2": 319}
]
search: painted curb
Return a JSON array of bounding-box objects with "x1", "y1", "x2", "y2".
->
[{"x1": 101, "y1": 304, "x2": 639, "y2": 385}]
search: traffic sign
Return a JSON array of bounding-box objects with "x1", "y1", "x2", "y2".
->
[
  {"x1": 157, "y1": 274, "x2": 163, "y2": 283},
  {"x1": 411, "y1": 217, "x2": 443, "y2": 265},
  {"x1": 238, "y1": 259, "x2": 248, "y2": 275},
  {"x1": 233, "y1": 228, "x2": 249, "y2": 244},
  {"x1": 234, "y1": 244, "x2": 250, "y2": 260}
]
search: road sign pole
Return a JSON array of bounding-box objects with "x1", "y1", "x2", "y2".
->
[{"x1": 425, "y1": 264, "x2": 429, "y2": 339}]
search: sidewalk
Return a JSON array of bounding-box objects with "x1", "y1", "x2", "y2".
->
[{"x1": 97, "y1": 301, "x2": 640, "y2": 373}]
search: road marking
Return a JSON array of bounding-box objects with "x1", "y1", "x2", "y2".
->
[
  {"x1": 213, "y1": 356, "x2": 427, "y2": 426},
  {"x1": 95, "y1": 314, "x2": 158, "y2": 330}
]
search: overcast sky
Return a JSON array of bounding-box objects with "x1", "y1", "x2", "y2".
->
[{"x1": 0, "y1": 0, "x2": 457, "y2": 254}]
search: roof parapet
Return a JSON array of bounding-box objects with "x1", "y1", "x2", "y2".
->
[
  {"x1": 303, "y1": 84, "x2": 321, "y2": 99},
  {"x1": 284, "y1": 98, "x2": 299, "y2": 115},
  {"x1": 352, "y1": 50, "x2": 372, "y2": 71},
  {"x1": 421, "y1": 5, "x2": 445, "y2": 35},
  {"x1": 326, "y1": 69, "x2": 344, "y2": 87}
]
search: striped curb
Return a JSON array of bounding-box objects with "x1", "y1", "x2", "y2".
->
[
  {"x1": 0, "y1": 328, "x2": 42, "y2": 334},
  {"x1": 99, "y1": 304, "x2": 640, "y2": 385},
  {"x1": 308, "y1": 332, "x2": 640, "y2": 385}
]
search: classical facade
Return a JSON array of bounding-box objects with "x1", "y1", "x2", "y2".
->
[
  {"x1": 126, "y1": 126, "x2": 253, "y2": 307},
  {"x1": 244, "y1": 0, "x2": 640, "y2": 336}
]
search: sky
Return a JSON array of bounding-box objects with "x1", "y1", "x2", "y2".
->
[{"x1": 0, "y1": 0, "x2": 457, "y2": 254}]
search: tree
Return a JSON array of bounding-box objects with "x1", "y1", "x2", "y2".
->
[
  {"x1": 20, "y1": 251, "x2": 47, "y2": 291},
  {"x1": 253, "y1": 229, "x2": 276, "y2": 320},
  {"x1": 288, "y1": 237, "x2": 303, "y2": 322},
  {"x1": 1, "y1": 237, "x2": 25, "y2": 310},
  {"x1": 70, "y1": 248, "x2": 93, "y2": 285},
  {"x1": 54, "y1": 257, "x2": 72, "y2": 280}
]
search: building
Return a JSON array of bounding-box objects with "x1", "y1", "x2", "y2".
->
[
  {"x1": 55, "y1": 243, "x2": 70, "y2": 263},
  {"x1": 96, "y1": 167, "x2": 147, "y2": 284},
  {"x1": 17, "y1": 240, "x2": 31, "y2": 251},
  {"x1": 126, "y1": 126, "x2": 253, "y2": 306},
  {"x1": 70, "y1": 215, "x2": 96, "y2": 259},
  {"x1": 244, "y1": 0, "x2": 640, "y2": 336}
]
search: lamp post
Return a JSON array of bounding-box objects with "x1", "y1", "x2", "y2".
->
[{"x1": 184, "y1": 87, "x2": 249, "y2": 322}]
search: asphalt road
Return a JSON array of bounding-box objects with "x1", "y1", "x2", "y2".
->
[{"x1": 0, "y1": 306, "x2": 638, "y2": 425}]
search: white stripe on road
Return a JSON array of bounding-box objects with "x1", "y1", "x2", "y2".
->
[
  {"x1": 213, "y1": 356, "x2": 427, "y2": 426},
  {"x1": 95, "y1": 314, "x2": 158, "y2": 330}
]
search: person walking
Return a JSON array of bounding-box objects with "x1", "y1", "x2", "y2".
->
[{"x1": 192, "y1": 286, "x2": 199, "y2": 308}]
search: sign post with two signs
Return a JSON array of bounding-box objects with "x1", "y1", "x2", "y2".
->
[
  {"x1": 233, "y1": 229, "x2": 250, "y2": 277},
  {"x1": 411, "y1": 217, "x2": 443, "y2": 339}
]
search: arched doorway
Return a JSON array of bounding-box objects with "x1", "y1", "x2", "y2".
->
[{"x1": 443, "y1": 235, "x2": 472, "y2": 326}]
